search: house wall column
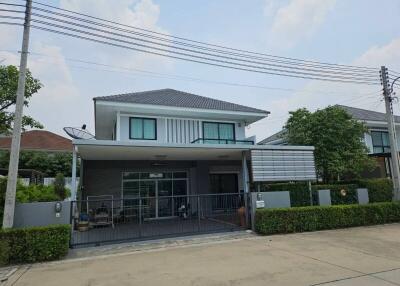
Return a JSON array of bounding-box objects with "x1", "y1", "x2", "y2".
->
[
  {"x1": 242, "y1": 150, "x2": 250, "y2": 228},
  {"x1": 241, "y1": 151, "x2": 249, "y2": 193},
  {"x1": 71, "y1": 146, "x2": 77, "y2": 201}
]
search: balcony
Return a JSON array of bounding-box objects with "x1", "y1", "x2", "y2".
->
[{"x1": 191, "y1": 138, "x2": 254, "y2": 145}]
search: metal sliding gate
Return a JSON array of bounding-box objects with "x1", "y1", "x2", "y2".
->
[{"x1": 70, "y1": 193, "x2": 246, "y2": 247}]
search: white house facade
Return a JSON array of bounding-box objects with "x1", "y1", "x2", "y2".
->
[{"x1": 68, "y1": 89, "x2": 316, "y2": 246}]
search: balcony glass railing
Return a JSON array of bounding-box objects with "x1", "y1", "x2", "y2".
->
[{"x1": 191, "y1": 138, "x2": 254, "y2": 145}]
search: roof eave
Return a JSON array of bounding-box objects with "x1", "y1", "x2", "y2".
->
[{"x1": 94, "y1": 99, "x2": 270, "y2": 118}]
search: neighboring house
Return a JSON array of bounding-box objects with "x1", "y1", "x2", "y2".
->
[
  {"x1": 259, "y1": 105, "x2": 399, "y2": 178},
  {"x1": 69, "y1": 89, "x2": 316, "y2": 246},
  {"x1": 0, "y1": 130, "x2": 72, "y2": 152},
  {"x1": 258, "y1": 129, "x2": 286, "y2": 145},
  {"x1": 0, "y1": 130, "x2": 73, "y2": 184}
]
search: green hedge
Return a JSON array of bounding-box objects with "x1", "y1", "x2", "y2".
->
[
  {"x1": 312, "y1": 184, "x2": 358, "y2": 205},
  {"x1": 260, "y1": 182, "x2": 310, "y2": 207},
  {"x1": 357, "y1": 179, "x2": 392, "y2": 203},
  {"x1": 255, "y1": 202, "x2": 400, "y2": 235},
  {"x1": 0, "y1": 225, "x2": 70, "y2": 266},
  {"x1": 259, "y1": 178, "x2": 393, "y2": 207}
]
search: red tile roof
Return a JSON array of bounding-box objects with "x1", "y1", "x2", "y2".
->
[{"x1": 0, "y1": 130, "x2": 72, "y2": 152}]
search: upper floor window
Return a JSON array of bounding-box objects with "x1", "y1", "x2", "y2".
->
[
  {"x1": 371, "y1": 131, "x2": 390, "y2": 153},
  {"x1": 203, "y1": 122, "x2": 235, "y2": 143},
  {"x1": 129, "y1": 117, "x2": 156, "y2": 140}
]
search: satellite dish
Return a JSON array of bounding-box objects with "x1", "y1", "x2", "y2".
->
[{"x1": 63, "y1": 126, "x2": 95, "y2": 140}]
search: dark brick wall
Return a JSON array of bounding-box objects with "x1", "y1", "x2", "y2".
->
[{"x1": 81, "y1": 160, "x2": 242, "y2": 199}]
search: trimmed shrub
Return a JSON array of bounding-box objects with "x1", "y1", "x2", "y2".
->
[
  {"x1": 0, "y1": 224, "x2": 70, "y2": 266},
  {"x1": 255, "y1": 202, "x2": 400, "y2": 235},
  {"x1": 260, "y1": 182, "x2": 310, "y2": 207},
  {"x1": 312, "y1": 184, "x2": 358, "y2": 205},
  {"x1": 357, "y1": 178, "x2": 392, "y2": 203},
  {"x1": 259, "y1": 178, "x2": 393, "y2": 207}
]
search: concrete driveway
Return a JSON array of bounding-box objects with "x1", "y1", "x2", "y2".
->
[{"x1": 5, "y1": 224, "x2": 400, "y2": 286}]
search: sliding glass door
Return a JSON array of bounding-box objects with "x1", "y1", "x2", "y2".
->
[{"x1": 122, "y1": 171, "x2": 188, "y2": 219}]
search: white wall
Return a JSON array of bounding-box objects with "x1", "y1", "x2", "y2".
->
[{"x1": 117, "y1": 113, "x2": 248, "y2": 144}]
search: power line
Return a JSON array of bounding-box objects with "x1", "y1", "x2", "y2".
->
[
  {"x1": 1, "y1": 16, "x2": 379, "y2": 84},
  {"x1": 29, "y1": 9, "x2": 379, "y2": 79},
  {"x1": 0, "y1": 1, "x2": 389, "y2": 87},
  {"x1": 0, "y1": 2, "x2": 383, "y2": 84},
  {"x1": 30, "y1": 0, "x2": 379, "y2": 72},
  {"x1": 26, "y1": 23, "x2": 380, "y2": 85},
  {"x1": 0, "y1": 48, "x2": 380, "y2": 97},
  {"x1": 28, "y1": 16, "x2": 380, "y2": 83},
  {"x1": 28, "y1": 5, "x2": 379, "y2": 76}
]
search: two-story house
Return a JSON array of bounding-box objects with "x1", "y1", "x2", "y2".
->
[{"x1": 69, "y1": 89, "x2": 316, "y2": 246}]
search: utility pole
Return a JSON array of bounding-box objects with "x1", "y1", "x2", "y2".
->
[
  {"x1": 381, "y1": 66, "x2": 400, "y2": 201},
  {"x1": 2, "y1": 0, "x2": 32, "y2": 228}
]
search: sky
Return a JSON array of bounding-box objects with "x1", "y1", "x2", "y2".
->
[{"x1": 1, "y1": 0, "x2": 400, "y2": 142}]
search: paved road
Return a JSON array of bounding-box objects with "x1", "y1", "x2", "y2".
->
[{"x1": 5, "y1": 224, "x2": 400, "y2": 286}]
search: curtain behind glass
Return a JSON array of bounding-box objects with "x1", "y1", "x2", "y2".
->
[
  {"x1": 143, "y1": 119, "x2": 156, "y2": 139},
  {"x1": 203, "y1": 123, "x2": 219, "y2": 139},
  {"x1": 131, "y1": 118, "x2": 143, "y2": 138},
  {"x1": 219, "y1": 123, "x2": 234, "y2": 140}
]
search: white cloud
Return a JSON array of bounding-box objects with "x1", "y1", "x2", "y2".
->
[
  {"x1": 266, "y1": 0, "x2": 336, "y2": 49},
  {"x1": 59, "y1": 0, "x2": 173, "y2": 71},
  {"x1": 250, "y1": 37, "x2": 400, "y2": 141},
  {"x1": 0, "y1": 42, "x2": 84, "y2": 135},
  {"x1": 0, "y1": 0, "x2": 171, "y2": 136}
]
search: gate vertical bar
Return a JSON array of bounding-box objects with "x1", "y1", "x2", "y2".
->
[
  {"x1": 197, "y1": 195, "x2": 201, "y2": 232},
  {"x1": 139, "y1": 198, "x2": 142, "y2": 238}
]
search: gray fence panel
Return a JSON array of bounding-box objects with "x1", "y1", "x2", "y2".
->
[
  {"x1": 357, "y1": 188, "x2": 369, "y2": 205},
  {"x1": 14, "y1": 201, "x2": 71, "y2": 228},
  {"x1": 250, "y1": 191, "x2": 291, "y2": 230},
  {"x1": 318, "y1": 189, "x2": 331, "y2": 206}
]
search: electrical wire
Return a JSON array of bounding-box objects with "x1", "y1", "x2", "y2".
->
[
  {"x1": 29, "y1": 5, "x2": 379, "y2": 75},
  {"x1": 28, "y1": 16, "x2": 380, "y2": 83},
  {"x1": 29, "y1": 10, "x2": 379, "y2": 79},
  {"x1": 7, "y1": 50, "x2": 378, "y2": 96},
  {"x1": 30, "y1": 24, "x2": 381, "y2": 85},
  {"x1": 0, "y1": 1, "x2": 388, "y2": 87},
  {"x1": 30, "y1": 0, "x2": 378, "y2": 72}
]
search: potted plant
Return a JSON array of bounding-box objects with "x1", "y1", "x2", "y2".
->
[{"x1": 78, "y1": 213, "x2": 89, "y2": 231}]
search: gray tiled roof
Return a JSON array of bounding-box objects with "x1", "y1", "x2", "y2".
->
[
  {"x1": 258, "y1": 129, "x2": 286, "y2": 145},
  {"x1": 336, "y1": 105, "x2": 400, "y2": 123},
  {"x1": 94, "y1": 89, "x2": 269, "y2": 114}
]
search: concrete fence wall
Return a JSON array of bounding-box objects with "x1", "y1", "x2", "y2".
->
[
  {"x1": 250, "y1": 191, "x2": 291, "y2": 230},
  {"x1": 13, "y1": 201, "x2": 71, "y2": 228}
]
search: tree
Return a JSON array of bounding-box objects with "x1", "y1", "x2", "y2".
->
[
  {"x1": 0, "y1": 65, "x2": 43, "y2": 134},
  {"x1": 0, "y1": 150, "x2": 78, "y2": 177},
  {"x1": 283, "y1": 106, "x2": 376, "y2": 182},
  {"x1": 53, "y1": 173, "x2": 67, "y2": 200}
]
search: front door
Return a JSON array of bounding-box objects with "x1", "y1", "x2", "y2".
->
[
  {"x1": 209, "y1": 173, "x2": 239, "y2": 210},
  {"x1": 209, "y1": 173, "x2": 239, "y2": 194}
]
